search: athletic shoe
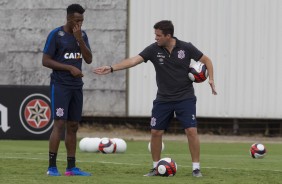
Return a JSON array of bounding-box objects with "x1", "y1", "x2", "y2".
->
[
  {"x1": 143, "y1": 168, "x2": 158, "y2": 176},
  {"x1": 47, "y1": 167, "x2": 61, "y2": 176},
  {"x1": 65, "y1": 167, "x2": 92, "y2": 176},
  {"x1": 192, "y1": 169, "x2": 203, "y2": 177}
]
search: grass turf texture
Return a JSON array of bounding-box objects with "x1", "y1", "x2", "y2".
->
[{"x1": 0, "y1": 140, "x2": 281, "y2": 184}]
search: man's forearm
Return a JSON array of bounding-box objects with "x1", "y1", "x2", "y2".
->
[{"x1": 77, "y1": 39, "x2": 92, "y2": 64}]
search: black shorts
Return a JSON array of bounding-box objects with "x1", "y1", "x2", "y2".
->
[
  {"x1": 150, "y1": 97, "x2": 197, "y2": 130},
  {"x1": 50, "y1": 83, "x2": 83, "y2": 122}
]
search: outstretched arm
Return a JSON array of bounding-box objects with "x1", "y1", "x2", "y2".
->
[
  {"x1": 199, "y1": 55, "x2": 217, "y2": 95},
  {"x1": 93, "y1": 55, "x2": 144, "y2": 75}
]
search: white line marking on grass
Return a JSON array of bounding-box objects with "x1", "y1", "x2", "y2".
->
[
  {"x1": 2, "y1": 156, "x2": 282, "y2": 173},
  {"x1": 94, "y1": 161, "x2": 141, "y2": 166},
  {"x1": 1, "y1": 152, "x2": 50, "y2": 155},
  {"x1": 179, "y1": 165, "x2": 282, "y2": 173}
]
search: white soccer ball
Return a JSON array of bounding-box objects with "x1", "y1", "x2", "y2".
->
[
  {"x1": 156, "y1": 157, "x2": 177, "y2": 177},
  {"x1": 188, "y1": 61, "x2": 208, "y2": 83},
  {"x1": 111, "y1": 138, "x2": 127, "y2": 153},
  {"x1": 79, "y1": 137, "x2": 90, "y2": 152},
  {"x1": 98, "y1": 137, "x2": 117, "y2": 154},
  {"x1": 148, "y1": 141, "x2": 165, "y2": 152},
  {"x1": 85, "y1": 137, "x2": 101, "y2": 152}
]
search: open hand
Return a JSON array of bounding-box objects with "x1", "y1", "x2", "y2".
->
[
  {"x1": 93, "y1": 66, "x2": 111, "y2": 75},
  {"x1": 209, "y1": 80, "x2": 217, "y2": 95}
]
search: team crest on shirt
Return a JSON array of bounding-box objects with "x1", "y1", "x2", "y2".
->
[
  {"x1": 178, "y1": 50, "x2": 185, "y2": 59},
  {"x1": 58, "y1": 31, "x2": 65, "y2": 37}
]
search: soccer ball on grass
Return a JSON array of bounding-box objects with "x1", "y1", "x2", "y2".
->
[
  {"x1": 250, "y1": 143, "x2": 266, "y2": 159},
  {"x1": 98, "y1": 137, "x2": 117, "y2": 154},
  {"x1": 156, "y1": 157, "x2": 177, "y2": 177},
  {"x1": 111, "y1": 138, "x2": 127, "y2": 153}
]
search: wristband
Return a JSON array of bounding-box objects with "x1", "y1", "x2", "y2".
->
[{"x1": 110, "y1": 66, "x2": 113, "y2": 73}]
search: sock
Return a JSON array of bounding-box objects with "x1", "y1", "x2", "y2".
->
[
  {"x1": 49, "y1": 152, "x2": 57, "y2": 168},
  {"x1": 153, "y1": 161, "x2": 158, "y2": 168},
  {"x1": 67, "y1": 157, "x2": 76, "y2": 169},
  {"x1": 192, "y1": 162, "x2": 200, "y2": 171}
]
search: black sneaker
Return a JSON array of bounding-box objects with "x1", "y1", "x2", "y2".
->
[
  {"x1": 192, "y1": 169, "x2": 203, "y2": 177},
  {"x1": 143, "y1": 168, "x2": 158, "y2": 176}
]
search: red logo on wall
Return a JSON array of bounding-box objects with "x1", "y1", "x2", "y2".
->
[{"x1": 19, "y1": 94, "x2": 53, "y2": 134}]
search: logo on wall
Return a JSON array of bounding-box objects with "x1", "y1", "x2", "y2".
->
[
  {"x1": 19, "y1": 94, "x2": 53, "y2": 134},
  {"x1": 0, "y1": 103, "x2": 10, "y2": 132}
]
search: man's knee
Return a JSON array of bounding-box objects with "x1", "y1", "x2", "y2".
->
[
  {"x1": 53, "y1": 120, "x2": 65, "y2": 131},
  {"x1": 185, "y1": 127, "x2": 198, "y2": 137},
  {"x1": 67, "y1": 121, "x2": 79, "y2": 133},
  {"x1": 151, "y1": 129, "x2": 164, "y2": 137}
]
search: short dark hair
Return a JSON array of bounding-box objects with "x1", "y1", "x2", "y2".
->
[
  {"x1": 67, "y1": 4, "x2": 85, "y2": 15},
  {"x1": 154, "y1": 20, "x2": 174, "y2": 37}
]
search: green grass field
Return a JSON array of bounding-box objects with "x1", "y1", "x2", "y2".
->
[{"x1": 0, "y1": 139, "x2": 281, "y2": 184}]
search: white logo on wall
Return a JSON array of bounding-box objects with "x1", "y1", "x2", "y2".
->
[
  {"x1": 19, "y1": 94, "x2": 53, "y2": 134},
  {"x1": 0, "y1": 103, "x2": 10, "y2": 133}
]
